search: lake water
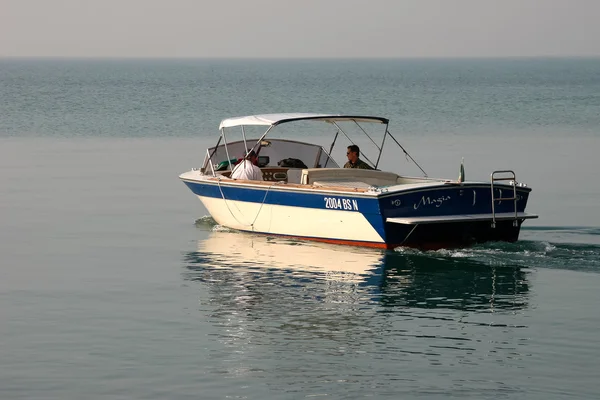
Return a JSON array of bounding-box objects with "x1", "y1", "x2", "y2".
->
[{"x1": 1, "y1": 58, "x2": 599, "y2": 399}]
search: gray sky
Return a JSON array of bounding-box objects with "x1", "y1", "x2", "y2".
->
[{"x1": 2, "y1": 0, "x2": 599, "y2": 58}]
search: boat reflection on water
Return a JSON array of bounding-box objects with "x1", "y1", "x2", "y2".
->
[
  {"x1": 191, "y1": 230, "x2": 386, "y2": 280},
  {"x1": 183, "y1": 232, "x2": 533, "y2": 398},
  {"x1": 184, "y1": 231, "x2": 533, "y2": 383},
  {"x1": 379, "y1": 251, "x2": 530, "y2": 312},
  {"x1": 184, "y1": 230, "x2": 530, "y2": 313}
]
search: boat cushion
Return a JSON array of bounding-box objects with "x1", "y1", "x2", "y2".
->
[{"x1": 301, "y1": 168, "x2": 399, "y2": 187}]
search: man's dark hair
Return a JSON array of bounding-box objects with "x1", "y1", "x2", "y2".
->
[
  {"x1": 347, "y1": 145, "x2": 360, "y2": 157},
  {"x1": 246, "y1": 149, "x2": 257, "y2": 158}
]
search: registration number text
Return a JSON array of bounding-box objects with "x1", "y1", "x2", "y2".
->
[{"x1": 324, "y1": 197, "x2": 359, "y2": 211}]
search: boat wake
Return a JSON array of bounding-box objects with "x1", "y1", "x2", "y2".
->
[
  {"x1": 194, "y1": 216, "x2": 600, "y2": 273},
  {"x1": 195, "y1": 215, "x2": 236, "y2": 232},
  {"x1": 395, "y1": 234, "x2": 600, "y2": 273},
  {"x1": 194, "y1": 215, "x2": 217, "y2": 227}
]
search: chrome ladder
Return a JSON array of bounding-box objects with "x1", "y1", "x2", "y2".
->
[{"x1": 490, "y1": 170, "x2": 518, "y2": 228}]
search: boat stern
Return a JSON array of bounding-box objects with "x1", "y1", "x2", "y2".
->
[{"x1": 376, "y1": 178, "x2": 537, "y2": 249}]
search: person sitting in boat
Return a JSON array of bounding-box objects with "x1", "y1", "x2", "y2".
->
[
  {"x1": 231, "y1": 149, "x2": 263, "y2": 181},
  {"x1": 344, "y1": 145, "x2": 373, "y2": 169}
]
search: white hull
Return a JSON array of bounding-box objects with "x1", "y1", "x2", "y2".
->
[{"x1": 198, "y1": 195, "x2": 385, "y2": 243}]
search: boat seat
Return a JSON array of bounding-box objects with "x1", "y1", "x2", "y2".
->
[
  {"x1": 301, "y1": 168, "x2": 399, "y2": 187},
  {"x1": 312, "y1": 180, "x2": 372, "y2": 189}
]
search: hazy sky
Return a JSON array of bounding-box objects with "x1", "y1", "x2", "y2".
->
[{"x1": 2, "y1": 0, "x2": 599, "y2": 58}]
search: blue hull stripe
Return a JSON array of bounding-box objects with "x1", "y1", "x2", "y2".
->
[
  {"x1": 182, "y1": 180, "x2": 383, "y2": 214},
  {"x1": 182, "y1": 179, "x2": 530, "y2": 218}
]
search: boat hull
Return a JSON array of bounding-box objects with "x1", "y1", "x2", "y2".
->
[
  {"x1": 182, "y1": 177, "x2": 534, "y2": 250},
  {"x1": 384, "y1": 218, "x2": 523, "y2": 250},
  {"x1": 197, "y1": 195, "x2": 386, "y2": 245}
]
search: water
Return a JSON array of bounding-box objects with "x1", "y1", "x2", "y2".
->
[
  {"x1": 1, "y1": 58, "x2": 600, "y2": 399},
  {"x1": 3, "y1": 58, "x2": 600, "y2": 138}
]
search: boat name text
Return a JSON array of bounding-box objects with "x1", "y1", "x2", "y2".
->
[{"x1": 414, "y1": 195, "x2": 451, "y2": 210}]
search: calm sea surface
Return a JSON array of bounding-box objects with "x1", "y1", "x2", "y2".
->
[{"x1": 1, "y1": 59, "x2": 600, "y2": 399}]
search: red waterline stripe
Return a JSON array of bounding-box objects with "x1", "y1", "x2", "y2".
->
[
  {"x1": 235, "y1": 230, "x2": 467, "y2": 251},
  {"x1": 245, "y1": 231, "x2": 397, "y2": 249}
]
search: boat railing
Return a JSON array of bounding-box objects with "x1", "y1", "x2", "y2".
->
[{"x1": 490, "y1": 170, "x2": 518, "y2": 228}]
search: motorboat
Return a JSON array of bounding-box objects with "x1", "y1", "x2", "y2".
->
[{"x1": 179, "y1": 113, "x2": 537, "y2": 249}]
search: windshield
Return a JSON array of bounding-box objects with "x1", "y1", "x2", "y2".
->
[{"x1": 203, "y1": 139, "x2": 339, "y2": 171}]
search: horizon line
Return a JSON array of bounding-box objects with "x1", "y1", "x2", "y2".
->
[{"x1": 2, "y1": 55, "x2": 600, "y2": 61}]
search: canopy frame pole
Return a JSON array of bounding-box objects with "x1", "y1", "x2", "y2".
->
[
  {"x1": 324, "y1": 129, "x2": 339, "y2": 168},
  {"x1": 205, "y1": 136, "x2": 222, "y2": 172},
  {"x1": 387, "y1": 130, "x2": 428, "y2": 177},
  {"x1": 221, "y1": 128, "x2": 233, "y2": 170},
  {"x1": 332, "y1": 121, "x2": 376, "y2": 168},
  {"x1": 246, "y1": 125, "x2": 275, "y2": 158},
  {"x1": 241, "y1": 126, "x2": 248, "y2": 153},
  {"x1": 353, "y1": 120, "x2": 381, "y2": 151},
  {"x1": 375, "y1": 124, "x2": 389, "y2": 169},
  {"x1": 206, "y1": 148, "x2": 216, "y2": 176}
]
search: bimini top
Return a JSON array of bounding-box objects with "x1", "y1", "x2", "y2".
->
[{"x1": 219, "y1": 113, "x2": 389, "y2": 130}]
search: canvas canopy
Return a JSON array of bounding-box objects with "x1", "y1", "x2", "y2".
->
[{"x1": 218, "y1": 113, "x2": 389, "y2": 130}]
